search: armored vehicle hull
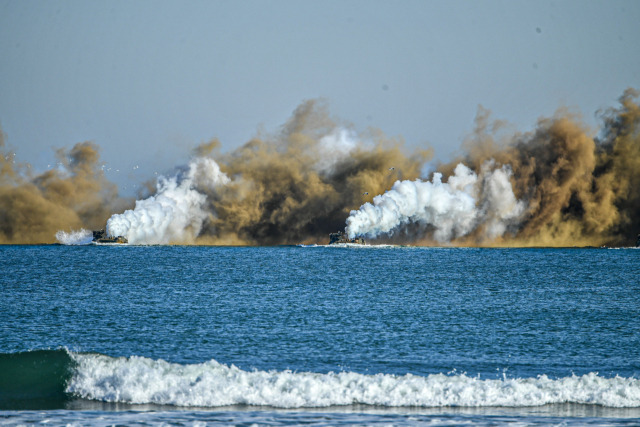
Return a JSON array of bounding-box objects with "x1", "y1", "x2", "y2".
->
[
  {"x1": 92, "y1": 230, "x2": 128, "y2": 244},
  {"x1": 329, "y1": 231, "x2": 365, "y2": 245}
]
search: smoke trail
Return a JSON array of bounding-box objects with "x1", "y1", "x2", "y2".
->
[
  {"x1": 106, "y1": 158, "x2": 229, "y2": 244},
  {"x1": 346, "y1": 162, "x2": 525, "y2": 242}
]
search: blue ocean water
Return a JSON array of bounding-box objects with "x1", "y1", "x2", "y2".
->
[{"x1": 1, "y1": 244, "x2": 639, "y2": 425}]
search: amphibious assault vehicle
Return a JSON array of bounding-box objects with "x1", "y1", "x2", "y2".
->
[
  {"x1": 329, "y1": 231, "x2": 365, "y2": 245},
  {"x1": 92, "y1": 230, "x2": 128, "y2": 244}
]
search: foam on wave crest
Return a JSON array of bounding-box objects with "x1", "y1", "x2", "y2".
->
[{"x1": 68, "y1": 353, "x2": 640, "y2": 408}]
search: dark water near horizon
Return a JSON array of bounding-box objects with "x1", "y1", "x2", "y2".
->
[{"x1": 1, "y1": 244, "x2": 639, "y2": 425}]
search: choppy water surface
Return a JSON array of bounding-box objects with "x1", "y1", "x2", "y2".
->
[{"x1": 1, "y1": 245, "x2": 639, "y2": 425}]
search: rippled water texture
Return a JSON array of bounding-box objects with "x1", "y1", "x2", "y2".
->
[{"x1": 1, "y1": 245, "x2": 639, "y2": 424}]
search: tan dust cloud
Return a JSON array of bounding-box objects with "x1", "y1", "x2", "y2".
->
[
  {"x1": 2, "y1": 90, "x2": 638, "y2": 246},
  {"x1": 0, "y1": 138, "x2": 130, "y2": 244},
  {"x1": 197, "y1": 100, "x2": 431, "y2": 245},
  {"x1": 442, "y1": 88, "x2": 640, "y2": 247}
]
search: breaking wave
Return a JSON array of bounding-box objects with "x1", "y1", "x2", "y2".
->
[{"x1": 3, "y1": 349, "x2": 640, "y2": 409}]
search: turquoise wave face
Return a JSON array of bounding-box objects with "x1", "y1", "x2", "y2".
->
[{"x1": 0, "y1": 349, "x2": 75, "y2": 409}]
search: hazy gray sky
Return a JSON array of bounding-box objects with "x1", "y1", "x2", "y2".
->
[{"x1": 1, "y1": 0, "x2": 639, "y2": 192}]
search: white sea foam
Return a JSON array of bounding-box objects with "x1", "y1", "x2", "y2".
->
[
  {"x1": 55, "y1": 228, "x2": 93, "y2": 245},
  {"x1": 68, "y1": 353, "x2": 640, "y2": 408}
]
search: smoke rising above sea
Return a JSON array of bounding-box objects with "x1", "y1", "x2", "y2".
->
[{"x1": 1, "y1": 90, "x2": 639, "y2": 246}]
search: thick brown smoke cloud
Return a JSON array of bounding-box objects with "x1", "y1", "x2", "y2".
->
[
  {"x1": 2, "y1": 90, "x2": 639, "y2": 246},
  {"x1": 197, "y1": 100, "x2": 431, "y2": 245},
  {"x1": 445, "y1": 88, "x2": 640, "y2": 247},
  {"x1": 0, "y1": 137, "x2": 130, "y2": 244}
]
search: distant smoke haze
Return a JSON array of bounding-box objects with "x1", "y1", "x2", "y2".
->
[{"x1": 1, "y1": 90, "x2": 639, "y2": 246}]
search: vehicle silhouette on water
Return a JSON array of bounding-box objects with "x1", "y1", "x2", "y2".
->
[
  {"x1": 92, "y1": 230, "x2": 128, "y2": 244},
  {"x1": 329, "y1": 231, "x2": 365, "y2": 245}
]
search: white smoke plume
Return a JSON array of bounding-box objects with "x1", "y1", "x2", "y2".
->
[
  {"x1": 477, "y1": 160, "x2": 527, "y2": 239},
  {"x1": 106, "y1": 158, "x2": 229, "y2": 244},
  {"x1": 345, "y1": 162, "x2": 525, "y2": 243},
  {"x1": 314, "y1": 128, "x2": 360, "y2": 174}
]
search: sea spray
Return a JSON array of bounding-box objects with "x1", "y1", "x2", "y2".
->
[
  {"x1": 106, "y1": 157, "x2": 229, "y2": 245},
  {"x1": 345, "y1": 162, "x2": 525, "y2": 242},
  {"x1": 55, "y1": 229, "x2": 94, "y2": 245}
]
